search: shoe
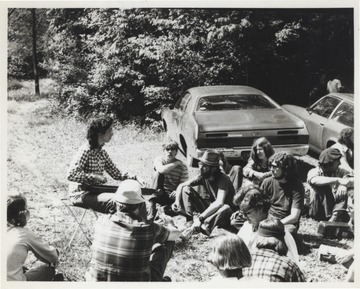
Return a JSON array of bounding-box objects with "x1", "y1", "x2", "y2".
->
[
  {"x1": 200, "y1": 224, "x2": 211, "y2": 236},
  {"x1": 162, "y1": 275, "x2": 172, "y2": 282},
  {"x1": 53, "y1": 273, "x2": 65, "y2": 281}
]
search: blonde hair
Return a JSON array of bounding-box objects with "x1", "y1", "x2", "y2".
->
[{"x1": 208, "y1": 234, "x2": 251, "y2": 270}]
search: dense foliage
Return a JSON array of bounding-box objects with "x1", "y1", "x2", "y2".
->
[{"x1": 8, "y1": 8, "x2": 354, "y2": 124}]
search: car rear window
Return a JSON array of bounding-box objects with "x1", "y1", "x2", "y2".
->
[{"x1": 196, "y1": 94, "x2": 276, "y2": 111}]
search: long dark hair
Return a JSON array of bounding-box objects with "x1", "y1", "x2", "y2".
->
[
  {"x1": 87, "y1": 116, "x2": 114, "y2": 149},
  {"x1": 7, "y1": 193, "x2": 28, "y2": 227},
  {"x1": 250, "y1": 137, "x2": 275, "y2": 164},
  {"x1": 269, "y1": 152, "x2": 299, "y2": 182}
]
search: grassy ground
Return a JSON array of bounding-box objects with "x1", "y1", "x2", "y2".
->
[{"x1": 6, "y1": 80, "x2": 354, "y2": 282}]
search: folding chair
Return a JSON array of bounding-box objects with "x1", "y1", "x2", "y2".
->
[
  {"x1": 58, "y1": 182, "x2": 154, "y2": 250},
  {"x1": 59, "y1": 198, "x2": 98, "y2": 250}
]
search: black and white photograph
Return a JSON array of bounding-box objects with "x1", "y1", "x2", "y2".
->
[{"x1": 2, "y1": 0, "x2": 358, "y2": 286}]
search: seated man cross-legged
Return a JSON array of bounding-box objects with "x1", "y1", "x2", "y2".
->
[
  {"x1": 172, "y1": 150, "x2": 236, "y2": 240},
  {"x1": 148, "y1": 140, "x2": 189, "y2": 220},
  {"x1": 307, "y1": 147, "x2": 354, "y2": 222},
  {"x1": 261, "y1": 152, "x2": 304, "y2": 244}
]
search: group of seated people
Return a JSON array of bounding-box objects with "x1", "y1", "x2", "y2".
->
[{"x1": 7, "y1": 116, "x2": 354, "y2": 282}]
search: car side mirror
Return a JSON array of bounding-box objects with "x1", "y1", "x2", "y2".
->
[{"x1": 306, "y1": 107, "x2": 313, "y2": 115}]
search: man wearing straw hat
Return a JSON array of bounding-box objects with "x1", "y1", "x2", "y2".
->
[
  {"x1": 172, "y1": 149, "x2": 236, "y2": 239},
  {"x1": 87, "y1": 180, "x2": 182, "y2": 281}
]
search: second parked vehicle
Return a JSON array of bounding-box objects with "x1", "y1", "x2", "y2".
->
[{"x1": 282, "y1": 93, "x2": 354, "y2": 154}]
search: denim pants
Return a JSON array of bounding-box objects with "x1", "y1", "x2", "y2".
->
[{"x1": 178, "y1": 185, "x2": 233, "y2": 231}]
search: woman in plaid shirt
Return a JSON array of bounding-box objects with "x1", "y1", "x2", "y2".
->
[{"x1": 67, "y1": 116, "x2": 133, "y2": 213}]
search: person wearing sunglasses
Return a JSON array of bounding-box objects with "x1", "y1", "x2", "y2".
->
[{"x1": 260, "y1": 152, "x2": 304, "y2": 244}]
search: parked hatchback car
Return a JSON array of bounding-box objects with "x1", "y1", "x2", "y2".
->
[
  {"x1": 161, "y1": 85, "x2": 309, "y2": 166},
  {"x1": 282, "y1": 93, "x2": 354, "y2": 154}
]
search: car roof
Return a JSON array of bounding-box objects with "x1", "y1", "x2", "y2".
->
[
  {"x1": 186, "y1": 85, "x2": 267, "y2": 98},
  {"x1": 327, "y1": 93, "x2": 354, "y2": 103}
]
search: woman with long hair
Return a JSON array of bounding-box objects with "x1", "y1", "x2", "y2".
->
[
  {"x1": 67, "y1": 115, "x2": 135, "y2": 213},
  {"x1": 243, "y1": 137, "x2": 275, "y2": 186}
]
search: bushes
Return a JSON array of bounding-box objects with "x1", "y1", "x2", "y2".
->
[{"x1": 9, "y1": 8, "x2": 354, "y2": 124}]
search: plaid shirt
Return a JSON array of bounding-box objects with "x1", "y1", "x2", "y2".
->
[
  {"x1": 89, "y1": 213, "x2": 169, "y2": 281},
  {"x1": 67, "y1": 143, "x2": 124, "y2": 194},
  {"x1": 243, "y1": 248, "x2": 305, "y2": 282}
]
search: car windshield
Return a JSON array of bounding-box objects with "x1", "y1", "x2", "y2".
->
[{"x1": 196, "y1": 94, "x2": 276, "y2": 111}]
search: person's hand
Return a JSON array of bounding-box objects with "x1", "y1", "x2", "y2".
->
[
  {"x1": 258, "y1": 172, "x2": 269, "y2": 181},
  {"x1": 338, "y1": 178, "x2": 351, "y2": 187},
  {"x1": 336, "y1": 184, "x2": 348, "y2": 198},
  {"x1": 92, "y1": 174, "x2": 107, "y2": 183},
  {"x1": 192, "y1": 217, "x2": 201, "y2": 229},
  {"x1": 123, "y1": 173, "x2": 137, "y2": 180},
  {"x1": 169, "y1": 191, "x2": 177, "y2": 199},
  {"x1": 230, "y1": 210, "x2": 240, "y2": 220}
]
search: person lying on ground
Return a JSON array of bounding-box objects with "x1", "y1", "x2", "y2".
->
[
  {"x1": 7, "y1": 193, "x2": 62, "y2": 281},
  {"x1": 318, "y1": 245, "x2": 354, "y2": 282},
  {"x1": 148, "y1": 140, "x2": 188, "y2": 221},
  {"x1": 172, "y1": 150, "x2": 236, "y2": 240},
  {"x1": 87, "y1": 180, "x2": 182, "y2": 281},
  {"x1": 67, "y1": 115, "x2": 136, "y2": 214}
]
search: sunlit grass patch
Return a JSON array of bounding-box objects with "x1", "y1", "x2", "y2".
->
[{"x1": 7, "y1": 78, "x2": 58, "y2": 101}]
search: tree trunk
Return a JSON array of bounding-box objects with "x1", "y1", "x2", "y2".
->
[{"x1": 31, "y1": 9, "x2": 40, "y2": 96}]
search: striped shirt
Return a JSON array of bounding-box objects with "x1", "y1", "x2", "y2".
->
[
  {"x1": 89, "y1": 213, "x2": 169, "y2": 281},
  {"x1": 67, "y1": 142, "x2": 125, "y2": 195},
  {"x1": 243, "y1": 248, "x2": 305, "y2": 282},
  {"x1": 154, "y1": 156, "x2": 189, "y2": 193}
]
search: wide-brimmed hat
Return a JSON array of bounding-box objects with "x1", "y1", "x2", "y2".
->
[
  {"x1": 113, "y1": 180, "x2": 145, "y2": 204},
  {"x1": 319, "y1": 148, "x2": 342, "y2": 165},
  {"x1": 196, "y1": 150, "x2": 220, "y2": 166}
]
